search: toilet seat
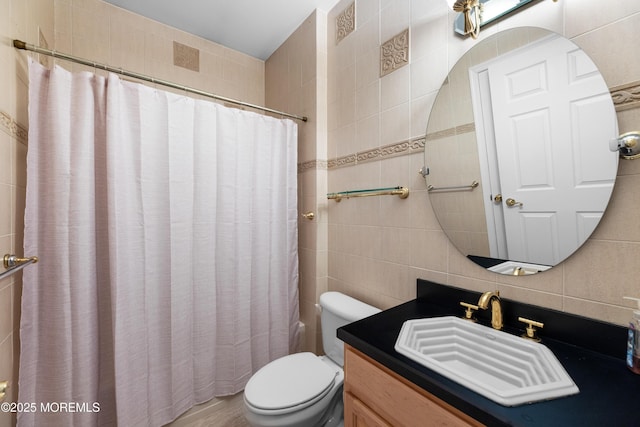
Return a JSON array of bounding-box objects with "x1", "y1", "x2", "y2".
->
[{"x1": 244, "y1": 352, "x2": 338, "y2": 413}]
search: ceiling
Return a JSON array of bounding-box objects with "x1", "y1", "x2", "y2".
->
[{"x1": 104, "y1": 0, "x2": 342, "y2": 60}]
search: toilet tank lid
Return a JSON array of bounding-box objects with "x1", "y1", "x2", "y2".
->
[
  {"x1": 244, "y1": 352, "x2": 337, "y2": 411},
  {"x1": 319, "y1": 292, "x2": 381, "y2": 322}
]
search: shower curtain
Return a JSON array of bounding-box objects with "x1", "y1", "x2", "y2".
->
[{"x1": 18, "y1": 58, "x2": 299, "y2": 426}]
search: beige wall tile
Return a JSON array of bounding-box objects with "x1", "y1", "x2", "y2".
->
[
  {"x1": 71, "y1": 3, "x2": 110, "y2": 63},
  {"x1": 381, "y1": 64, "x2": 410, "y2": 111},
  {"x1": 380, "y1": 102, "x2": 410, "y2": 145},
  {"x1": 410, "y1": 51, "x2": 447, "y2": 101},
  {"x1": 321, "y1": 0, "x2": 640, "y2": 329},
  {"x1": 572, "y1": 13, "x2": 640, "y2": 88},
  {"x1": 565, "y1": 0, "x2": 640, "y2": 38},
  {"x1": 564, "y1": 297, "x2": 630, "y2": 326},
  {"x1": 0, "y1": 336, "x2": 13, "y2": 425},
  {"x1": 5, "y1": 4, "x2": 640, "y2": 426},
  {"x1": 0, "y1": 133, "x2": 11, "y2": 186},
  {"x1": 0, "y1": 285, "x2": 12, "y2": 342},
  {"x1": 591, "y1": 175, "x2": 640, "y2": 242},
  {"x1": 1, "y1": 0, "x2": 52, "y2": 420},
  {"x1": 411, "y1": 92, "x2": 435, "y2": 137},
  {"x1": 2, "y1": 1, "x2": 272, "y2": 424},
  {"x1": 355, "y1": 112, "x2": 380, "y2": 154},
  {"x1": 13, "y1": 141, "x2": 27, "y2": 190},
  {"x1": 564, "y1": 240, "x2": 640, "y2": 305},
  {"x1": 500, "y1": 285, "x2": 564, "y2": 312},
  {"x1": 109, "y1": 8, "x2": 146, "y2": 73},
  {"x1": 266, "y1": 10, "x2": 326, "y2": 353},
  {"x1": 0, "y1": 185, "x2": 11, "y2": 238},
  {"x1": 355, "y1": 80, "x2": 379, "y2": 122},
  {"x1": 380, "y1": 0, "x2": 410, "y2": 43}
]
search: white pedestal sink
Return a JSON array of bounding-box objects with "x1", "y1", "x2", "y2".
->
[{"x1": 394, "y1": 316, "x2": 579, "y2": 406}]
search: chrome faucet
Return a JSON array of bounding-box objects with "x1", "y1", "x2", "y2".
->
[{"x1": 478, "y1": 290, "x2": 503, "y2": 330}]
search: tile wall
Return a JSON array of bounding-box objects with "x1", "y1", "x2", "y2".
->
[
  {"x1": 265, "y1": 10, "x2": 329, "y2": 354},
  {"x1": 1, "y1": 0, "x2": 265, "y2": 425},
  {"x1": 2, "y1": 0, "x2": 640, "y2": 425},
  {"x1": 1, "y1": 1, "x2": 52, "y2": 425},
  {"x1": 323, "y1": 0, "x2": 640, "y2": 328}
]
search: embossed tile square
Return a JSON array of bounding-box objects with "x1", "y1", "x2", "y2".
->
[
  {"x1": 380, "y1": 28, "x2": 409, "y2": 77},
  {"x1": 173, "y1": 41, "x2": 200, "y2": 72},
  {"x1": 336, "y1": 2, "x2": 355, "y2": 44}
]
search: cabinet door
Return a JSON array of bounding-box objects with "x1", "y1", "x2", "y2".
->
[
  {"x1": 344, "y1": 345, "x2": 482, "y2": 427},
  {"x1": 344, "y1": 392, "x2": 392, "y2": 427}
]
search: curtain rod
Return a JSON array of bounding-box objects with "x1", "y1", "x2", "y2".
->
[
  {"x1": 0, "y1": 254, "x2": 38, "y2": 281},
  {"x1": 13, "y1": 39, "x2": 308, "y2": 123}
]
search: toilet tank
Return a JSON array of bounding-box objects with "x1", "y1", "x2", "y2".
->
[{"x1": 319, "y1": 292, "x2": 380, "y2": 366}]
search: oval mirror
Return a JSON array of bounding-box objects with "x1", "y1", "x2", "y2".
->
[{"x1": 424, "y1": 27, "x2": 619, "y2": 276}]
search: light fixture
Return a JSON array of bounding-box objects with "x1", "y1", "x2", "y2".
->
[
  {"x1": 448, "y1": 0, "x2": 559, "y2": 40},
  {"x1": 610, "y1": 131, "x2": 640, "y2": 160},
  {"x1": 448, "y1": 0, "x2": 482, "y2": 39}
]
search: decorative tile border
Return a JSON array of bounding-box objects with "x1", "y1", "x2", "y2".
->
[
  {"x1": 326, "y1": 136, "x2": 425, "y2": 170},
  {"x1": 309, "y1": 124, "x2": 470, "y2": 171},
  {"x1": 327, "y1": 153, "x2": 357, "y2": 169},
  {"x1": 380, "y1": 28, "x2": 409, "y2": 77},
  {"x1": 336, "y1": 2, "x2": 356, "y2": 44},
  {"x1": 298, "y1": 159, "x2": 328, "y2": 173},
  {"x1": 0, "y1": 111, "x2": 28, "y2": 143},
  {"x1": 426, "y1": 123, "x2": 476, "y2": 142},
  {"x1": 314, "y1": 78, "x2": 637, "y2": 171},
  {"x1": 611, "y1": 81, "x2": 640, "y2": 112}
]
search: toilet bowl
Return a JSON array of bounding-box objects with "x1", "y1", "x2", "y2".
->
[
  {"x1": 244, "y1": 353, "x2": 344, "y2": 427},
  {"x1": 243, "y1": 292, "x2": 380, "y2": 427}
]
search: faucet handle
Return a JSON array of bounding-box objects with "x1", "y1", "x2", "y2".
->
[
  {"x1": 518, "y1": 317, "x2": 544, "y2": 342},
  {"x1": 460, "y1": 302, "x2": 479, "y2": 321}
]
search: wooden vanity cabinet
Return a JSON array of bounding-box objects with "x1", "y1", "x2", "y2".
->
[{"x1": 343, "y1": 345, "x2": 483, "y2": 427}]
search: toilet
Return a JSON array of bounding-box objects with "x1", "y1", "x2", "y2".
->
[{"x1": 243, "y1": 292, "x2": 380, "y2": 427}]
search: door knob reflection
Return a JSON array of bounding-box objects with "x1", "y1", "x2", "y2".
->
[{"x1": 506, "y1": 198, "x2": 523, "y2": 207}]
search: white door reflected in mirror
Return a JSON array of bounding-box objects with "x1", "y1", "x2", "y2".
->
[{"x1": 424, "y1": 27, "x2": 619, "y2": 275}]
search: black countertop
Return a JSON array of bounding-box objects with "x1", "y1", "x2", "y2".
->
[{"x1": 337, "y1": 280, "x2": 640, "y2": 427}]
